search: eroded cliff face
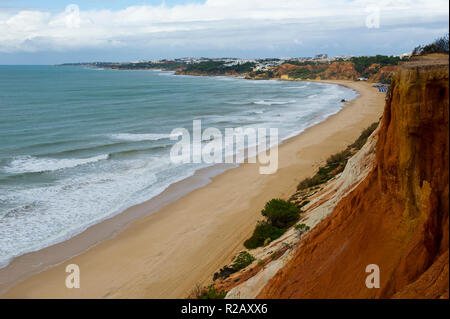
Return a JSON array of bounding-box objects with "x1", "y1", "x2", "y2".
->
[
  {"x1": 368, "y1": 64, "x2": 398, "y2": 83},
  {"x1": 222, "y1": 126, "x2": 380, "y2": 298},
  {"x1": 258, "y1": 55, "x2": 449, "y2": 299},
  {"x1": 248, "y1": 62, "x2": 396, "y2": 82},
  {"x1": 273, "y1": 62, "x2": 359, "y2": 81}
]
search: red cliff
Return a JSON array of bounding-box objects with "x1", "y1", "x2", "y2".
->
[{"x1": 258, "y1": 55, "x2": 449, "y2": 299}]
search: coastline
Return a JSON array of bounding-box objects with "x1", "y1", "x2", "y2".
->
[{"x1": 0, "y1": 80, "x2": 385, "y2": 298}]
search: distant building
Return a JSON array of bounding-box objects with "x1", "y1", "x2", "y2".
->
[
  {"x1": 357, "y1": 77, "x2": 369, "y2": 81},
  {"x1": 398, "y1": 52, "x2": 412, "y2": 59},
  {"x1": 314, "y1": 53, "x2": 328, "y2": 60}
]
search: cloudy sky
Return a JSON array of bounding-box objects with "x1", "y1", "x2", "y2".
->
[{"x1": 0, "y1": 0, "x2": 448, "y2": 64}]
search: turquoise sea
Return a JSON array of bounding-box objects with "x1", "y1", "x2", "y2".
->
[{"x1": 0, "y1": 65, "x2": 357, "y2": 267}]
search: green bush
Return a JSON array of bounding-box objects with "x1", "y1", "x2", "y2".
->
[
  {"x1": 232, "y1": 251, "x2": 255, "y2": 271},
  {"x1": 261, "y1": 199, "x2": 301, "y2": 229},
  {"x1": 197, "y1": 285, "x2": 227, "y2": 299},
  {"x1": 350, "y1": 55, "x2": 401, "y2": 76},
  {"x1": 326, "y1": 149, "x2": 351, "y2": 166},
  {"x1": 413, "y1": 33, "x2": 449, "y2": 56},
  {"x1": 213, "y1": 251, "x2": 256, "y2": 280},
  {"x1": 297, "y1": 174, "x2": 327, "y2": 190},
  {"x1": 288, "y1": 67, "x2": 327, "y2": 79},
  {"x1": 297, "y1": 160, "x2": 341, "y2": 190},
  {"x1": 295, "y1": 223, "x2": 311, "y2": 237},
  {"x1": 349, "y1": 122, "x2": 378, "y2": 150},
  {"x1": 244, "y1": 199, "x2": 302, "y2": 249},
  {"x1": 297, "y1": 122, "x2": 379, "y2": 191},
  {"x1": 284, "y1": 60, "x2": 327, "y2": 66},
  {"x1": 295, "y1": 223, "x2": 311, "y2": 231},
  {"x1": 213, "y1": 265, "x2": 235, "y2": 281},
  {"x1": 244, "y1": 221, "x2": 286, "y2": 249},
  {"x1": 183, "y1": 61, "x2": 256, "y2": 75}
]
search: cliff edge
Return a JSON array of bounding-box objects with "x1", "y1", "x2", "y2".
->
[{"x1": 258, "y1": 54, "x2": 449, "y2": 299}]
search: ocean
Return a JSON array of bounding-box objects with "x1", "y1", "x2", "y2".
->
[{"x1": 0, "y1": 65, "x2": 357, "y2": 268}]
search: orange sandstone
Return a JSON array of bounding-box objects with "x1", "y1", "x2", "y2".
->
[{"x1": 258, "y1": 55, "x2": 449, "y2": 299}]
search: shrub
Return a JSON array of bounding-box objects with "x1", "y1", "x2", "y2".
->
[
  {"x1": 183, "y1": 61, "x2": 256, "y2": 75},
  {"x1": 213, "y1": 265, "x2": 236, "y2": 281},
  {"x1": 196, "y1": 285, "x2": 227, "y2": 299},
  {"x1": 213, "y1": 251, "x2": 255, "y2": 280},
  {"x1": 297, "y1": 122, "x2": 379, "y2": 191},
  {"x1": 295, "y1": 223, "x2": 311, "y2": 232},
  {"x1": 350, "y1": 55, "x2": 401, "y2": 76},
  {"x1": 297, "y1": 163, "x2": 339, "y2": 191},
  {"x1": 413, "y1": 33, "x2": 449, "y2": 56},
  {"x1": 297, "y1": 175, "x2": 326, "y2": 190},
  {"x1": 244, "y1": 221, "x2": 286, "y2": 249},
  {"x1": 244, "y1": 200, "x2": 302, "y2": 250},
  {"x1": 349, "y1": 122, "x2": 378, "y2": 150},
  {"x1": 213, "y1": 251, "x2": 256, "y2": 280},
  {"x1": 298, "y1": 200, "x2": 310, "y2": 208},
  {"x1": 326, "y1": 149, "x2": 351, "y2": 166},
  {"x1": 232, "y1": 251, "x2": 255, "y2": 271},
  {"x1": 295, "y1": 223, "x2": 311, "y2": 237},
  {"x1": 261, "y1": 199, "x2": 301, "y2": 229}
]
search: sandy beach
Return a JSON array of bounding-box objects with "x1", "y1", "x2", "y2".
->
[{"x1": 0, "y1": 80, "x2": 385, "y2": 299}]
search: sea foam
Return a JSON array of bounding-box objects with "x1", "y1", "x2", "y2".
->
[
  {"x1": 110, "y1": 133, "x2": 181, "y2": 142},
  {"x1": 4, "y1": 154, "x2": 109, "y2": 174},
  {"x1": 253, "y1": 100, "x2": 295, "y2": 105}
]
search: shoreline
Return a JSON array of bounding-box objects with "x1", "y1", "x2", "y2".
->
[
  {"x1": 0, "y1": 77, "x2": 347, "y2": 291},
  {"x1": 0, "y1": 80, "x2": 385, "y2": 298}
]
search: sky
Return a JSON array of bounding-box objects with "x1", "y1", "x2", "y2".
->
[{"x1": 0, "y1": 0, "x2": 448, "y2": 64}]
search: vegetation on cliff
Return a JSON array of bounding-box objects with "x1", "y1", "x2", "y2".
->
[
  {"x1": 297, "y1": 122, "x2": 379, "y2": 191},
  {"x1": 348, "y1": 55, "x2": 402, "y2": 76},
  {"x1": 244, "y1": 199, "x2": 301, "y2": 249},
  {"x1": 240, "y1": 122, "x2": 379, "y2": 253},
  {"x1": 95, "y1": 61, "x2": 186, "y2": 70},
  {"x1": 413, "y1": 33, "x2": 449, "y2": 56},
  {"x1": 212, "y1": 251, "x2": 256, "y2": 282},
  {"x1": 177, "y1": 61, "x2": 256, "y2": 76},
  {"x1": 246, "y1": 55, "x2": 403, "y2": 82},
  {"x1": 191, "y1": 284, "x2": 227, "y2": 299}
]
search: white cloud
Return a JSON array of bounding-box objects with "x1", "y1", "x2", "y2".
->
[{"x1": 0, "y1": 0, "x2": 448, "y2": 53}]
